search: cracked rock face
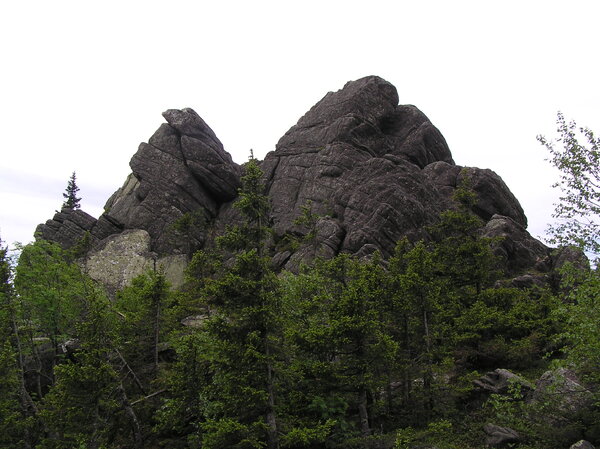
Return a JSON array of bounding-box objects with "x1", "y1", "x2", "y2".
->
[
  {"x1": 103, "y1": 108, "x2": 241, "y2": 254},
  {"x1": 260, "y1": 76, "x2": 531, "y2": 266},
  {"x1": 37, "y1": 75, "x2": 559, "y2": 289},
  {"x1": 84, "y1": 229, "x2": 188, "y2": 295}
]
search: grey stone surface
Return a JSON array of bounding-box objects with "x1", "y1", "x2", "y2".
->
[
  {"x1": 482, "y1": 214, "x2": 550, "y2": 273},
  {"x1": 36, "y1": 208, "x2": 99, "y2": 249},
  {"x1": 570, "y1": 440, "x2": 596, "y2": 449},
  {"x1": 531, "y1": 368, "x2": 593, "y2": 417},
  {"x1": 483, "y1": 423, "x2": 520, "y2": 447},
  {"x1": 84, "y1": 229, "x2": 187, "y2": 295},
  {"x1": 424, "y1": 163, "x2": 527, "y2": 226},
  {"x1": 37, "y1": 75, "x2": 562, "y2": 291},
  {"x1": 263, "y1": 76, "x2": 535, "y2": 265},
  {"x1": 473, "y1": 368, "x2": 534, "y2": 395}
]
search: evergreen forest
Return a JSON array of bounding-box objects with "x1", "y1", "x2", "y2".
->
[{"x1": 1, "y1": 116, "x2": 600, "y2": 449}]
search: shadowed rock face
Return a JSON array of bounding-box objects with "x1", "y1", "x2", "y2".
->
[
  {"x1": 102, "y1": 108, "x2": 242, "y2": 255},
  {"x1": 37, "y1": 75, "x2": 566, "y2": 288},
  {"x1": 258, "y1": 76, "x2": 533, "y2": 268}
]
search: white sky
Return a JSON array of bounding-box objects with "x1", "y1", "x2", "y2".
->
[{"x1": 1, "y1": 0, "x2": 599, "y2": 249}]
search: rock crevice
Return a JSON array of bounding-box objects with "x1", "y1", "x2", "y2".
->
[{"x1": 37, "y1": 75, "x2": 566, "y2": 289}]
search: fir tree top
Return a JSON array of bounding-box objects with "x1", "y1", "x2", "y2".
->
[{"x1": 62, "y1": 171, "x2": 81, "y2": 210}]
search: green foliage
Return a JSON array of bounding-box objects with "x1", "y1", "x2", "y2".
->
[
  {"x1": 39, "y1": 287, "x2": 122, "y2": 449},
  {"x1": 554, "y1": 264, "x2": 600, "y2": 385},
  {"x1": 482, "y1": 377, "x2": 585, "y2": 449},
  {"x1": 171, "y1": 209, "x2": 208, "y2": 235},
  {"x1": 429, "y1": 174, "x2": 501, "y2": 295},
  {"x1": 61, "y1": 171, "x2": 81, "y2": 210},
  {"x1": 116, "y1": 270, "x2": 171, "y2": 374},
  {"x1": 218, "y1": 157, "x2": 271, "y2": 253},
  {"x1": 0, "y1": 237, "x2": 35, "y2": 448},
  {"x1": 3, "y1": 160, "x2": 577, "y2": 447},
  {"x1": 538, "y1": 112, "x2": 600, "y2": 255},
  {"x1": 453, "y1": 287, "x2": 559, "y2": 369},
  {"x1": 169, "y1": 209, "x2": 209, "y2": 256},
  {"x1": 282, "y1": 253, "x2": 398, "y2": 442},
  {"x1": 160, "y1": 159, "x2": 289, "y2": 449},
  {"x1": 14, "y1": 240, "x2": 89, "y2": 350},
  {"x1": 294, "y1": 200, "x2": 320, "y2": 245}
]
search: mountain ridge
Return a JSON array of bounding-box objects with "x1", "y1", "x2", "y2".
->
[{"x1": 36, "y1": 76, "x2": 564, "y2": 291}]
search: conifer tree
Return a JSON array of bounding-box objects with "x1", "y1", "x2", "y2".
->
[
  {"x1": 39, "y1": 283, "x2": 123, "y2": 449},
  {"x1": 0, "y1": 237, "x2": 36, "y2": 448},
  {"x1": 61, "y1": 171, "x2": 81, "y2": 210},
  {"x1": 281, "y1": 253, "x2": 397, "y2": 443},
  {"x1": 164, "y1": 157, "x2": 285, "y2": 449}
]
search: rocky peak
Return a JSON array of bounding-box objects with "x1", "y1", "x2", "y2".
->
[
  {"x1": 37, "y1": 76, "x2": 566, "y2": 289},
  {"x1": 260, "y1": 76, "x2": 530, "y2": 269}
]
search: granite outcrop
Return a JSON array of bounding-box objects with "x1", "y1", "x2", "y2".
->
[{"x1": 36, "y1": 76, "x2": 572, "y2": 289}]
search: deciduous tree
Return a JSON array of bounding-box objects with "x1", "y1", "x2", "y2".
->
[{"x1": 538, "y1": 112, "x2": 600, "y2": 255}]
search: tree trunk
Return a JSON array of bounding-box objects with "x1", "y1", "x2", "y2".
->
[
  {"x1": 422, "y1": 308, "x2": 434, "y2": 415},
  {"x1": 358, "y1": 388, "x2": 371, "y2": 437},
  {"x1": 153, "y1": 285, "x2": 161, "y2": 374},
  {"x1": 265, "y1": 342, "x2": 279, "y2": 449},
  {"x1": 118, "y1": 384, "x2": 143, "y2": 449},
  {"x1": 402, "y1": 315, "x2": 411, "y2": 405}
]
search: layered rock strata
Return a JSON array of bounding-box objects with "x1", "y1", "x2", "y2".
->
[{"x1": 37, "y1": 76, "x2": 562, "y2": 289}]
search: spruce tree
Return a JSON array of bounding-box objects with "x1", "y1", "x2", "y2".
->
[
  {"x1": 61, "y1": 171, "x2": 81, "y2": 210},
  {"x1": 163, "y1": 158, "x2": 283, "y2": 449},
  {"x1": 0, "y1": 237, "x2": 36, "y2": 448}
]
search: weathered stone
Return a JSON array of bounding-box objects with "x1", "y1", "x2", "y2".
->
[
  {"x1": 181, "y1": 314, "x2": 208, "y2": 328},
  {"x1": 483, "y1": 423, "x2": 520, "y2": 447},
  {"x1": 85, "y1": 229, "x2": 155, "y2": 295},
  {"x1": 482, "y1": 214, "x2": 550, "y2": 273},
  {"x1": 36, "y1": 208, "x2": 98, "y2": 249},
  {"x1": 283, "y1": 217, "x2": 346, "y2": 272},
  {"x1": 37, "y1": 75, "x2": 558, "y2": 292},
  {"x1": 570, "y1": 440, "x2": 596, "y2": 449},
  {"x1": 473, "y1": 368, "x2": 534, "y2": 396},
  {"x1": 156, "y1": 254, "x2": 188, "y2": 289},
  {"x1": 498, "y1": 274, "x2": 548, "y2": 290},
  {"x1": 162, "y1": 108, "x2": 241, "y2": 201},
  {"x1": 264, "y1": 75, "x2": 538, "y2": 265},
  {"x1": 531, "y1": 368, "x2": 593, "y2": 417},
  {"x1": 92, "y1": 108, "x2": 241, "y2": 255},
  {"x1": 423, "y1": 163, "x2": 527, "y2": 226},
  {"x1": 84, "y1": 230, "x2": 188, "y2": 295},
  {"x1": 551, "y1": 246, "x2": 589, "y2": 273}
]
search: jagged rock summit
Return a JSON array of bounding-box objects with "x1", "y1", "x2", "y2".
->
[{"x1": 37, "y1": 75, "x2": 555, "y2": 289}]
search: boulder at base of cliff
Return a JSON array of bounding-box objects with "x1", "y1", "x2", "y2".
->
[{"x1": 84, "y1": 229, "x2": 187, "y2": 295}]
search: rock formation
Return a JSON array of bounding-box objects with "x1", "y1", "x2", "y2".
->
[{"x1": 37, "y1": 76, "x2": 568, "y2": 289}]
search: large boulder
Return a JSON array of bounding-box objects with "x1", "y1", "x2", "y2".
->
[
  {"x1": 570, "y1": 441, "x2": 596, "y2": 449},
  {"x1": 473, "y1": 368, "x2": 535, "y2": 396},
  {"x1": 482, "y1": 214, "x2": 550, "y2": 273},
  {"x1": 260, "y1": 75, "x2": 536, "y2": 263},
  {"x1": 35, "y1": 208, "x2": 99, "y2": 249},
  {"x1": 483, "y1": 424, "x2": 521, "y2": 447},
  {"x1": 531, "y1": 368, "x2": 593, "y2": 418},
  {"x1": 423, "y1": 163, "x2": 527, "y2": 226},
  {"x1": 37, "y1": 108, "x2": 242, "y2": 258},
  {"x1": 84, "y1": 229, "x2": 187, "y2": 295},
  {"x1": 37, "y1": 76, "x2": 559, "y2": 289},
  {"x1": 102, "y1": 108, "x2": 241, "y2": 254}
]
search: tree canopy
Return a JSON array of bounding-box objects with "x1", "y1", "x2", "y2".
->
[
  {"x1": 61, "y1": 171, "x2": 81, "y2": 210},
  {"x1": 538, "y1": 112, "x2": 600, "y2": 255}
]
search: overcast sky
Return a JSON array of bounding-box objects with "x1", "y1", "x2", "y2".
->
[{"x1": 1, "y1": 0, "x2": 599, "y2": 250}]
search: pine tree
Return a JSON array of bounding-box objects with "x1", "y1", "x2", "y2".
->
[
  {"x1": 61, "y1": 171, "x2": 81, "y2": 210},
  {"x1": 0, "y1": 237, "x2": 36, "y2": 448},
  {"x1": 162, "y1": 158, "x2": 284, "y2": 449}
]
